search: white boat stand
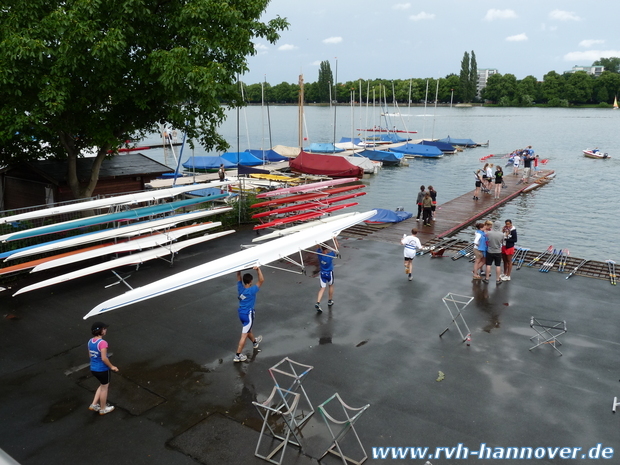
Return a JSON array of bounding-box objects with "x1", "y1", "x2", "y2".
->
[
  {"x1": 317, "y1": 393, "x2": 370, "y2": 465},
  {"x1": 268, "y1": 357, "x2": 315, "y2": 427},
  {"x1": 439, "y1": 293, "x2": 474, "y2": 344},
  {"x1": 529, "y1": 317, "x2": 567, "y2": 355},
  {"x1": 612, "y1": 397, "x2": 620, "y2": 413},
  {"x1": 252, "y1": 387, "x2": 302, "y2": 465}
]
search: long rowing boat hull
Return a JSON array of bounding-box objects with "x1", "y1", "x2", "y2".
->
[{"x1": 255, "y1": 178, "x2": 359, "y2": 198}]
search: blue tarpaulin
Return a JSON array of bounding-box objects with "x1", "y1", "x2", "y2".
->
[{"x1": 365, "y1": 208, "x2": 413, "y2": 223}]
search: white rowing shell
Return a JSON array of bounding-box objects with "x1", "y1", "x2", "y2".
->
[
  {"x1": 255, "y1": 178, "x2": 358, "y2": 198},
  {"x1": 13, "y1": 230, "x2": 235, "y2": 296},
  {"x1": 31, "y1": 222, "x2": 222, "y2": 273},
  {"x1": 83, "y1": 210, "x2": 377, "y2": 319}
]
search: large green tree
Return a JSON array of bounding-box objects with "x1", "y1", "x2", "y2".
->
[
  {"x1": 317, "y1": 61, "x2": 333, "y2": 103},
  {"x1": 593, "y1": 57, "x2": 620, "y2": 74},
  {"x1": 459, "y1": 51, "x2": 470, "y2": 102},
  {"x1": 0, "y1": 0, "x2": 288, "y2": 199},
  {"x1": 469, "y1": 51, "x2": 478, "y2": 101}
]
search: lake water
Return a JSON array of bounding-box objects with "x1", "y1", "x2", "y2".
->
[{"x1": 143, "y1": 106, "x2": 620, "y2": 262}]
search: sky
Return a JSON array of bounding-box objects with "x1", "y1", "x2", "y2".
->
[{"x1": 243, "y1": 0, "x2": 620, "y2": 85}]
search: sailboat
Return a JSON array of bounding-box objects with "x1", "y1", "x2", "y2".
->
[{"x1": 613, "y1": 95, "x2": 618, "y2": 110}]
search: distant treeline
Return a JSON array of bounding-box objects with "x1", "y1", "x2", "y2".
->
[{"x1": 240, "y1": 70, "x2": 620, "y2": 108}]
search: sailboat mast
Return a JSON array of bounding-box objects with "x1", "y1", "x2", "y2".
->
[{"x1": 298, "y1": 74, "x2": 304, "y2": 148}]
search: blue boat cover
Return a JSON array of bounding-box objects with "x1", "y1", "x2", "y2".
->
[
  {"x1": 420, "y1": 140, "x2": 456, "y2": 152},
  {"x1": 221, "y1": 151, "x2": 264, "y2": 166},
  {"x1": 182, "y1": 156, "x2": 236, "y2": 170},
  {"x1": 246, "y1": 149, "x2": 289, "y2": 162},
  {"x1": 339, "y1": 137, "x2": 363, "y2": 145},
  {"x1": 365, "y1": 208, "x2": 413, "y2": 223},
  {"x1": 354, "y1": 149, "x2": 403, "y2": 165},
  {"x1": 438, "y1": 136, "x2": 477, "y2": 147},
  {"x1": 304, "y1": 143, "x2": 345, "y2": 153},
  {"x1": 390, "y1": 144, "x2": 443, "y2": 157}
]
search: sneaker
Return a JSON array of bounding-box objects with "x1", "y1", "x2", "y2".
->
[
  {"x1": 233, "y1": 353, "x2": 248, "y2": 362},
  {"x1": 482, "y1": 279, "x2": 489, "y2": 284},
  {"x1": 472, "y1": 275, "x2": 482, "y2": 280},
  {"x1": 253, "y1": 335, "x2": 263, "y2": 349},
  {"x1": 500, "y1": 274, "x2": 506, "y2": 280},
  {"x1": 89, "y1": 403, "x2": 100, "y2": 412},
  {"x1": 502, "y1": 275, "x2": 511, "y2": 281},
  {"x1": 99, "y1": 405, "x2": 115, "y2": 415},
  {"x1": 327, "y1": 299, "x2": 334, "y2": 307},
  {"x1": 315, "y1": 303, "x2": 323, "y2": 313},
  {"x1": 496, "y1": 279, "x2": 502, "y2": 285},
  {"x1": 408, "y1": 274, "x2": 413, "y2": 281}
]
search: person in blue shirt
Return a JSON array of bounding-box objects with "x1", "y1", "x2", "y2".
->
[
  {"x1": 315, "y1": 240, "x2": 338, "y2": 312},
  {"x1": 88, "y1": 322, "x2": 119, "y2": 415},
  {"x1": 234, "y1": 266, "x2": 264, "y2": 362}
]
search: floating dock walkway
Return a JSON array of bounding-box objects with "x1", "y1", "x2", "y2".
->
[{"x1": 343, "y1": 169, "x2": 616, "y2": 283}]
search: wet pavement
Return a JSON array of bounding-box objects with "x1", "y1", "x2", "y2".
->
[{"x1": 1, "y1": 226, "x2": 619, "y2": 464}]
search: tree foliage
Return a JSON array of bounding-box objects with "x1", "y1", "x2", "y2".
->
[
  {"x1": 317, "y1": 61, "x2": 333, "y2": 103},
  {"x1": 0, "y1": 0, "x2": 288, "y2": 198},
  {"x1": 593, "y1": 57, "x2": 620, "y2": 74}
]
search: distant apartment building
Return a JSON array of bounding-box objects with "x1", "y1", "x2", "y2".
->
[
  {"x1": 566, "y1": 65, "x2": 605, "y2": 76},
  {"x1": 477, "y1": 68, "x2": 499, "y2": 97}
]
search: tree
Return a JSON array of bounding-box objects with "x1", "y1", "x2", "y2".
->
[
  {"x1": 564, "y1": 71, "x2": 593, "y2": 104},
  {"x1": 459, "y1": 51, "x2": 470, "y2": 102},
  {"x1": 469, "y1": 51, "x2": 478, "y2": 101},
  {"x1": 0, "y1": 0, "x2": 288, "y2": 199},
  {"x1": 592, "y1": 57, "x2": 620, "y2": 74},
  {"x1": 481, "y1": 73, "x2": 503, "y2": 103},
  {"x1": 317, "y1": 61, "x2": 333, "y2": 103},
  {"x1": 541, "y1": 71, "x2": 565, "y2": 103}
]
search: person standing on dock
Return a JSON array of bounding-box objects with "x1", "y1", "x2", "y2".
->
[
  {"x1": 315, "y1": 241, "x2": 338, "y2": 312},
  {"x1": 234, "y1": 267, "x2": 264, "y2": 362},
  {"x1": 218, "y1": 164, "x2": 226, "y2": 182},
  {"x1": 428, "y1": 186, "x2": 438, "y2": 220},
  {"x1": 88, "y1": 322, "x2": 118, "y2": 415},
  {"x1": 415, "y1": 185, "x2": 427, "y2": 220},
  {"x1": 522, "y1": 147, "x2": 534, "y2": 182},
  {"x1": 512, "y1": 152, "x2": 521, "y2": 176},
  {"x1": 501, "y1": 220, "x2": 517, "y2": 281},
  {"x1": 401, "y1": 228, "x2": 422, "y2": 281},
  {"x1": 485, "y1": 163, "x2": 494, "y2": 191},
  {"x1": 472, "y1": 222, "x2": 487, "y2": 279},
  {"x1": 474, "y1": 170, "x2": 483, "y2": 200},
  {"x1": 422, "y1": 192, "x2": 433, "y2": 226},
  {"x1": 484, "y1": 221, "x2": 505, "y2": 285},
  {"x1": 493, "y1": 166, "x2": 504, "y2": 199}
]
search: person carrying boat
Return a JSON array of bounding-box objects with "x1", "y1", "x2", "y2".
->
[
  {"x1": 88, "y1": 322, "x2": 119, "y2": 415},
  {"x1": 234, "y1": 267, "x2": 264, "y2": 362},
  {"x1": 315, "y1": 240, "x2": 339, "y2": 312},
  {"x1": 401, "y1": 228, "x2": 422, "y2": 281}
]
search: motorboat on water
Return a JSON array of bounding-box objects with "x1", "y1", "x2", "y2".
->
[{"x1": 583, "y1": 149, "x2": 611, "y2": 159}]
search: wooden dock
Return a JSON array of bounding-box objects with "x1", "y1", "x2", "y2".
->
[{"x1": 342, "y1": 168, "x2": 617, "y2": 283}]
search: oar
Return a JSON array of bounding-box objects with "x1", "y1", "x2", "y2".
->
[
  {"x1": 606, "y1": 260, "x2": 617, "y2": 285},
  {"x1": 451, "y1": 243, "x2": 474, "y2": 261},
  {"x1": 558, "y1": 249, "x2": 569, "y2": 272},
  {"x1": 527, "y1": 245, "x2": 552, "y2": 267},
  {"x1": 540, "y1": 249, "x2": 558, "y2": 272},
  {"x1": 566, "y1": 259, "x2": 588, "y2": 279},
  {"x1": 516, "y1": 248, "x2": 530, "y2": 270}
]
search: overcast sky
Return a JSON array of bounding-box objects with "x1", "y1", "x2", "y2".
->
[{"x1": 243, "y1": 0, "x2": 620, "y2": 85}]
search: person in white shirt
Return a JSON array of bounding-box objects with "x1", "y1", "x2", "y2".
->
[{"x1": 401, "y1": 228, "x2": 422, "y2": 281}]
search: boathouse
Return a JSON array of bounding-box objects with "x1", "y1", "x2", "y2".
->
[{"x1": 0, "y1": 153, "x2": 173, "y2": 210}]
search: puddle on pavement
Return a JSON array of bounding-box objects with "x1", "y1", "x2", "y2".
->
[{"x1": 42, "y1": 396, "x2": 83, "y2": 423}]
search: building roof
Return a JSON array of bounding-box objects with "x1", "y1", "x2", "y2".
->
[{"x1": 2, "y1": 153, "x2": 173, "y2": 185}]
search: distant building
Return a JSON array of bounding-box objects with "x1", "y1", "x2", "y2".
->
[
  {"x1": 477, "y1": 68, "x2": 499, "y2": 97},
  {"x1": 566, "y1": 65, "x2": 605, "y2": 76}
]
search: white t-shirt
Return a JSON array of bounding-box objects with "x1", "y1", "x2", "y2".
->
[{"x1": 401, "y1": 235, "x2": 422, "y2": 258}]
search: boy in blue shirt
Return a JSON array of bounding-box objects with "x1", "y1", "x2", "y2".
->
[
  {"x1": 315, "y1": 240, "x2": 338, "y2": 312},
  {"x1": 234, "y1": 266, "x2": 264, "y2": 362}
]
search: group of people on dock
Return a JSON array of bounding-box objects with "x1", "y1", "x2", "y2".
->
[
  {"x1": 474, "y1": 163, "x2": 504, "y2": 200},
  {"x1": 472, "y1": 219, "x2": 518, "y2": 284},
  {"x1": 415, "y1": 185, "x2": 437, "y2": 226},
  {"x1": 509, "y1": 146, "x2": 538, "y2": 181}
]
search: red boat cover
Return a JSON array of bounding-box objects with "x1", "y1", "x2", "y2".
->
[{"x1": 289, "y1": 151, "x2": 363, "y2": 178}]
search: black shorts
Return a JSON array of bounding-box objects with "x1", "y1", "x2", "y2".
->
[
  {"x1": 92, "y1": 370, "x2": 111, "y2": 386},
  {"x1": 475, "y1": 181, "x2": 481, "y2": 187},
  {"x1": 485, "y1": 252, "x2": 502, "y2": 266},
  {"x1": 495, "y1": 179, "x2": 502, "y2": 184}
]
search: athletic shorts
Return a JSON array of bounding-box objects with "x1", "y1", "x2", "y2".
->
[
  {"x1": 485, "y1": 252, "x2": 502, "y2": 266},
  {"x1": 319, "y1": 271, "x2": 334, "y2": 287},
  {"x1": 404, "y1": 256, "x2": 414, "y2": 262},
  {"x1": 495, "y1": 179, "x2": 502, "y2": 184},
  {"x1": 473, "y1": 249, "x2": 483, "y2": 260},
  {"x1": 92, "y1": 370, "x2": 111, "y2": 386},
  {"x1": 475, "y1": 181, "x2": 481, "y2": 187},
  {"x1": 238, "y1": 309, "x2": 255, "y2": 334},
  {"x1": 502, "y1": 246, "x2": 514, "y2": 255}
]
